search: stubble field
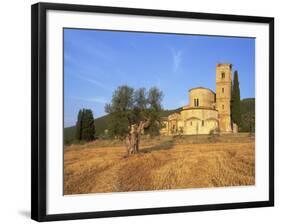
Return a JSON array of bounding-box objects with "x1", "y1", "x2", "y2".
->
[{"x1": 64, "y1": 134, "x2": 255, "y2": 195}]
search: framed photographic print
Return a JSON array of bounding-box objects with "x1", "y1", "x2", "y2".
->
[{"x1": 31, "y1": 2, "x2": 274, "y2": 222}]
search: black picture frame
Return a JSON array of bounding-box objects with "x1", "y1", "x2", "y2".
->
[{"x1": 31, "y1": 2, "x2": 274, "y2": 222}]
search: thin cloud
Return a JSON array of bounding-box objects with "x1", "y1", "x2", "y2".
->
[
  {"x1": 85, "y1": 77, "x2": 112, "y2": 91},
  {"x1": 72, "y1": 96, "x2": 108, "y2": 104},
  {"x1": 73, "y1": 73, "x2": 112, "y2": 91},
  {"x1": 171, "y1": 48, "x2": 183, "y2": 72},
  {"x1": 65, "y1": 33, "x2": 114, "y2": 62}
]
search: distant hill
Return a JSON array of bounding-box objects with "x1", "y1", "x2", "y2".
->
[
  {"x1": 64, "y1": 99, "x2": 255, "y2": 144},
  {"x1": 160, "y1": 107, "x2": 182, "y2": 117},
  {"x1": 240, "y1": 98, "x2": 255, "y2": 132},
  {"x1": 64, "y1": 125, "x2": 76, "y2": 145}
]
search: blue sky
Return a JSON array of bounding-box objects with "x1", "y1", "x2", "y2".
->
[{"x1": 64, "y1": 28, "x2": 255, "y2": 127}]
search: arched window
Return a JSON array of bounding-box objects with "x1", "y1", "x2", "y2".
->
[
  {"x1": 202, "y1": 120, "x2": 204, "y2": 126},
  {"x1": 222, "y1": 104, "x2": 224, "y2": 110},
  {"x1": 194, "y1": 98, "x2": 199, "y2": 107},
  {"x1": 222, "y1": 87, "x2": 224, "y2": 93},
  {"x1": 190, "y1": 121, "x2": 192, "y2": 126},
  {"x1": 221, "y1": 72, "x2": 225, "y2": 79}
]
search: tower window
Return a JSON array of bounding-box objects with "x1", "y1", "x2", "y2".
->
[
  {"x1": 221, "y1": 72, "x2": 225, "y2": 79},
  {"x1": 190, "y1": 121, "x2": 192, "y2": 126},
  {"x1": 222, "y1": 87, "x2": 224, "y2": 93},
  {"x1": 222, "y1": 104, "x2": 224, "y2": 110},
  {"x1": 194, "y1": 98, "x2": 199, "y2": 107},
  {"x1": 202, "y1": 120, "x2": 204, "y2": 126}
]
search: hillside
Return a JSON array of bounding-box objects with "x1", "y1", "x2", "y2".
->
[
  {"x1": 240, "y1": 98, "x2": 255, "y2": 132},
  {"x1": 64, "y1": 125, "x2": 76, "y2": 145}
]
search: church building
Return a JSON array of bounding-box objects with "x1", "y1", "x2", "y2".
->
[{"x1": 160, "y1": 63, "x2": 238, "y2": 135}]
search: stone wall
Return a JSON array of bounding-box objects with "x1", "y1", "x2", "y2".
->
[
  {"x1": 216, "y1": 64, "x2": 232, "y2": 132},
  {"x1": 189, "y1": 88, "x2": 215, "y2": 108},
  {"x1": 180, "y1": 108, "x2": 218, "y2": 135}
]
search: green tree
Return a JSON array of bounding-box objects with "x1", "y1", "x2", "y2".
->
[
  {"x1": 147, "y1": 87, "x2": 163, "y2": 111},
  {"x1": 134, "y1": 88, "x2": 148, "y2": 110},
  {"x1": 81, "y1": 109, "x2": 96, "y2": 141},
  {"x1": 105, "y1": 85, "x2": 134, "y2": 138},
  {"x1": 132, "y1": 88, "x2": 148, "y2": 124},
  {"x1": 75, "y1": 109, "x2": 95, "y2": 141},
  {"x1": 145, "y1": 87, "x2": 164, "y2": 136},
  {"x1": 105, "y1": 85, "x2": 163, "y2": 139},
  {"x1": 231, "y1": 70, "x2": 241, "y2": 127},
  {"x1": 75, "y1": 109, "x2": 83, "y2": 141}
]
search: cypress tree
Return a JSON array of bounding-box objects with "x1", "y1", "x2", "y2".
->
[
  {"x1": 76, "y1": 109, "x2": 83, "y2": 140},
  {"x1": 231, "y1": 70, "x2": 241, "y2": 126},
  {"x1": 81, "y1": 109, "x2": 96, "y2": 141},
  {"x1": 75, "y1": 109, "x2": 95, "y2": 141}
]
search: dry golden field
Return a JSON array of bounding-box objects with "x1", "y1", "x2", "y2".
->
[{"x1": 64, "y1": 134, "x2": 255, "y2": 195}]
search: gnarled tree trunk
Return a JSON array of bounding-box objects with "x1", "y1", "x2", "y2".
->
[{"x1": 126, "y1": 119, "x2": 150, "y2": 156}]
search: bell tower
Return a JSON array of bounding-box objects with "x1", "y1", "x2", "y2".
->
[{"x1": 216, "y1": 64, "x2": 232, "y2": 133}]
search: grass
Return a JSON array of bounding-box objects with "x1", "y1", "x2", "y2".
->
[{"x1": 64, "y1": 134, "x2": 255, "y2": 195}]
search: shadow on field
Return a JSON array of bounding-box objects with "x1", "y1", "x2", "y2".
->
[{"x1": 141, "y1": 139, "x2": 174, "y2": 153}]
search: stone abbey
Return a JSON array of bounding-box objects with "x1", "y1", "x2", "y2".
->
[{"x1": 161, "y1": 63, "x2": 238, "y2": 135}]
